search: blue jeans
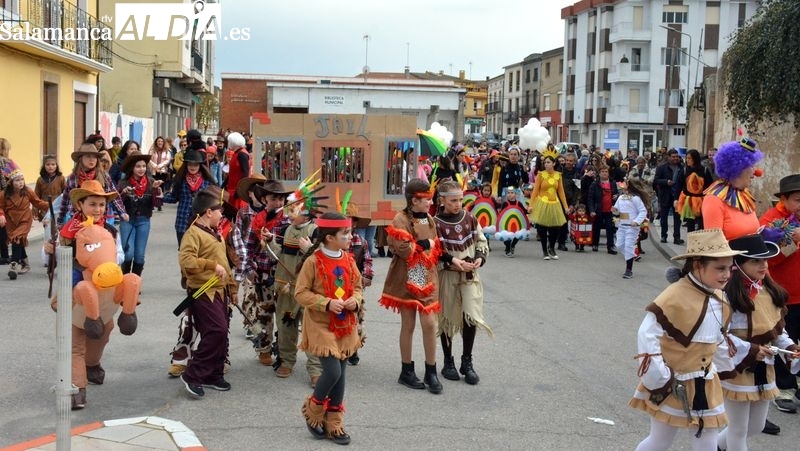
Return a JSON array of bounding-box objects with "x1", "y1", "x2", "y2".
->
[
  {"x1": 364, "y1": 225, "x2": 377, "y2": 253},
  {"x1": 120, "y1": 216, "x2": 151, "y2": 265}
]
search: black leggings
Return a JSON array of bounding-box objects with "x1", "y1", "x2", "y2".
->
[
  {"x1": 10, "y1": 242, "x2": 27, "y2": 263},
  {"x1": 312, "y1": 356, "x2": 347, "y2": 406},
  {"x1": 440, "y1": 317, "x2": 477, "y2": 357},
  {"x1": 537, "y1": 225, "x2": 559, "y2": 253}
]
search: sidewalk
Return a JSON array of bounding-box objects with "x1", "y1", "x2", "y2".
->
[
  {"x1": 647, "y1": 218, "x2": 686, "y2": 261},
  {"x1": 5, "y1": 416, "x2": 205, "y2": 451}
]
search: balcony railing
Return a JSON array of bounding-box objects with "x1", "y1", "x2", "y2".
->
[
  {"x1": 1, "y1": 0, "x2": 112, "y2": 67},
  {"x1": 191, "y1": 50, "x2": 204, "y2": 73}
]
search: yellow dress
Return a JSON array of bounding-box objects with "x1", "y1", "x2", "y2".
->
[{"x1": 529, "y1": 170, "x2": 568, "y2": 227}]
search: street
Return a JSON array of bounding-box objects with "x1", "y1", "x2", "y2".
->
[{"x1": 1, "y1": 207, "x2": 799, "y2": 450}]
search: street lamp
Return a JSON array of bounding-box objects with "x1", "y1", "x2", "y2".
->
[{"x1": 659, "y1": 25, "x2": 692, "y2": 107}]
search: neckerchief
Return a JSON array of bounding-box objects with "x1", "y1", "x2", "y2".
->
[
  {"x1": 60, "y1": 212, "x2": 106, "y2": 240},
  {"x1": 745, "y1": 278, "x2": 763, "y2": 301},
  {"x1": 704, "y1": 180, "x2": 756, "y2": 213},
  {"x1": 129, "y1": 175, "x2": 148, "y2": 197},
  {"x1": 185, "y1": 173, "x2": 203, "y2": 193},
  {"x1": 314, "y1": 249, "x2": 357, "y2": 338},
  {"x1": 78, "y1": 169, "x2": 96, "y2": 185}
]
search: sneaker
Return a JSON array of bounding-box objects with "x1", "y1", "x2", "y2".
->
[
  {"x1": 592, "y1": 246, "x2": 598, "y2": 252},
  {"x1": 634, "y1": 256, "x2": 642, "y2": 262},
  {"x1": 762, "y1": 418, "x2": 781, "y2": 435},
  {"x1": 71, "y1": 387, "x2": 86, "y2": 410},
  {"x1": 7, "y1": 262, "x2": 17, "y2": 280},
  {"x1": 660, "y1": 238, "x2": 668, "y2": 243},
  {"x1": 203, "y1": 379, "x2": 231, "y2": 391},
  {"x1": 622, "y1": 271, "x2": 633, "y2": 279},
  {"x1": 774, "y1": 398, "x2": 797, "y2": 413},
  {"x1": 181, "y1": 375, "x2": 205, "y2": 398},
  {"x1": 550, "y1": 253, "x2": 559, "y2": 260},
  {"x1": 505, "y1": 251, "x2": 511, "y2": 257},
  {"x1": 607, "y1": 248, "x2": 618, "y2": 255},
  {"x1": 18, "y1": 263, "x2": 30, "y2": 274},
  {"x1": 168, "y1": 364, "x2": 186, "y2": 378},
  {"x1": 557, "y1": 244, "x2": 568, "y2": 251},
  {"x1": 673, "y1": 239, "x2": 685, "y2": 245},
  {"x1": 244, "y1": 328, "x2": 254, "y2": 340},
  {"x1": 348, "y1": 352, "x2": 360, "y2": 365},
  {"x1": 543, "y1": 255, "x2": 551, "y2": 261}
]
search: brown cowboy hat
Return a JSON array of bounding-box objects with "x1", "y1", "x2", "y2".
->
[
  {"x1": 120, "y1": 152, "x2": 151, "y2": 175},
  {"x1": 236, "y1": 174, "x2": 267, "y2": 201},
  {"x1": 71, "y1": 143, "x2": 102, "y2": 162},
  {"x1": 253, "y1": 179, "x2": 292, "y2": 198},
  {"x1": 69, "y1": 179, "x2": 118, "y2": 205},
  {"x1": 345, "y1": 202, "x2": 371, "y2": 228},
  {"x1": 774, "y1": 174, "x2": 800, "y2": 198}
]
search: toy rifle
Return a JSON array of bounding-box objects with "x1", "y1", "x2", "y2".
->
[
  {"x1": 46, "y1": 196, "x2": 58, "y2": 298},
  {"x1": 172, "y1": 275, "x2": 219, "y2": 316}
]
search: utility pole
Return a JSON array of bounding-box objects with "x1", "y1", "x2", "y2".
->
[
  {"x1": 662, "y1": 37, "x2": 676, "y2": 150},
  {"x1": 362, "y1": 34, "x2": 370, "y2": 77}
]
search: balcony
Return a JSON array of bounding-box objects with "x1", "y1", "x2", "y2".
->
[
  {"x1": 609, "y1": 21, "x2": 652, "y2": 43},
  {"x1": 191, "y1": 50, "x2": 204, "y2": 73},
  {"x1": 0, "y1": 0, "x2": 112, "y2": 71},
  {"x1": 504, "y1": 112, "x2": 519, "y2": 123},
  {"x1": 608, "y1": 63, "x2": 651, "y2": 84},
  {"x1": 605, "y1": 105, "x2": 650, "y2": 124}
]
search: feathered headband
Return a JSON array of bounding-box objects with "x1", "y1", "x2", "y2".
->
[
  {"x1": 284, "y1": 168, "x2": 328, "y2": 214},
  {"x1": 316, "y1": 188, "x2": 353, "y2": 228}
]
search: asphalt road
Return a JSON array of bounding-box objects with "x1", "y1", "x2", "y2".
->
[{"x1": 1, "y1": 207, "x2": 799, "y2": 450}]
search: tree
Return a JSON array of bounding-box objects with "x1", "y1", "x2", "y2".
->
[
  {"x1": 196, "y1": 93, "x2": 219, "y2": 133},
  {"x1": 721, "y1": 0, "x2": 800, "y2": 129}
]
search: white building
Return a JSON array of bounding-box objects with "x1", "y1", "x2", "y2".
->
[
  {"x1": 561, "y1": 0, "x2": 757, "y2": 154},
  {"x1": 486, "y1": 74, "x2": 504, "y2": 135}
]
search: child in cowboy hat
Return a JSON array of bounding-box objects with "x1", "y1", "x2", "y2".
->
[
  {"x1": 717, "y1": 233, "x2": 799, "y2": 450},
  {"x1": 162, "y1": 148, "x2": 214, "y2": 246},
  {"x1": 631, "y1": 228, "x2": 751, "y2": 449},
  {"x1": 57, "y1": 143, "x2": 129, "y2": 228},
  {"x1": 117, "y1": 152, "x2": 164, "y2": 276}
]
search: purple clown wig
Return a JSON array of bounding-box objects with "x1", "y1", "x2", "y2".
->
[{"x1": 713, "y1": 138, "x2": 763, "y2": 181}]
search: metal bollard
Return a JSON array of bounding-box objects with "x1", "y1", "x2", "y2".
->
[{"x1": 55, "y1": 245, "x2": 74, "y2": 450}]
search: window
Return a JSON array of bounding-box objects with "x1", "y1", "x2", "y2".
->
[
  {"x1": 508, "y1": 72, "x2": 513, "y2": 92},
  {"x1": 673, "y1": 128, "x2": 686, "y2": 136},
  {"x1": 662, "y1": 11, "x2": 688, "y2": 24},
  {"x1": 261, "y1": 140, "x2": 303, "y2": 181},
  {"x1": 533, "y1": 68, "x2": 539, "y2": 82},
  {"x1": 526, "y1": 69, "x2": 530, "y2": 83},
  {"x1": 545, "y1": 62, "x2": 551, "y2": 77},
  {"x1": 473, "y1": 101, "x2": 478, "y2": 110},
  {"x1": 515, "y1": 70, "x2": 520, "y2": 91},
  {"x1": 320, "y1": 145, "x2": 364, "y2": 184},
  {"x1": 385, "y1": 140, "x2": 414, "y2": 195},
  {"x1": 586, "y1": 55, "x2": 594, "y2": 71},
  {"x1": 658, "y1": 89, "x2": 685, "y2": 107},
  {"x1": 660, "y1": 47, "x2": 687, "y2": 66},
  {"x1": 544, "y1": 94, "x2": 551, "y2": 111},
  {"x1": 557, "y1": 93, "x2": 562, "y2": 110},
  {"x1": 559, "y1": 59, "x2": 563, "y2": 74},
  {"x1": 629, "y1": 88, "x2": 640, "y2": 113}
]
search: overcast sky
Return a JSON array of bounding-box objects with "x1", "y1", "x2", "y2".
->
[{"x1": 215, "y1": 0, "x2": 576, "y2": 83}]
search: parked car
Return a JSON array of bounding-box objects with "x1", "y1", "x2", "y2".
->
[
  {"x1": 484, "y1": 133, "x2": 501, "y2": 149},
  {"x1": 467, "y1": 132, "x2": 483, "y2": 146},
  {"x1": 504, "y1": 134, "x2": 520, "y2": 144},
  {"x1": 555, "y1": 142, "x2": 581, "y2": 154}
]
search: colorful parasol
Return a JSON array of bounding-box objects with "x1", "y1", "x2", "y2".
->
[{"x1": 416, "y1": 129, "x2": 448, "y2": 157}]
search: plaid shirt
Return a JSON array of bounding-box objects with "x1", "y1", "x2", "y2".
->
[
  {"x1": 349, "y1": 232, "x2": 373, "y2": 279},
  {"x1": 56, "y1": 174, "x2": 127, "y2": 228},
  {"x1": 232, "y1": 204, "x2": 257, "y2": 282},
  {"x1": 162, "y1": 178, "x2": 212, "y2": 234},
  {"x1": 243, "y1": 209, "x2": 286, "y2": 279}
]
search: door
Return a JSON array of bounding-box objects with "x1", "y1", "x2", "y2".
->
[{"x1": 642, "y1": 132, "x2": 655, "y2": 155}]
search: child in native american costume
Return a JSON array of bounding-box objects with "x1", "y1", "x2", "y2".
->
[{"x1": 433, "y1": 181, "x2": 492, "y2": 385}]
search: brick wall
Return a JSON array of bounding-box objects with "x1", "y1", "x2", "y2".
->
[{"x1": 220, "y1": 78, "x2": 268, "y2": 133}]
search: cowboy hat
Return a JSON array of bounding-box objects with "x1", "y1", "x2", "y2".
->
[
  {"x1": 774, "y1": 174, "x2": 800, "y2": 198},
  {"x1": 71, "y1": 143, "x2": 102, "y2": 162},
  {"x1": 182, "y1": 149, "x2": 206, "y2": 165},
  {"x1": 120, "y1": 152, "x2": 151, "y2": 175},
  {"x1": 253, "y1": 179, "x2": 292, "y2": 198},
  {"x1": 728, "y1": 233, "x2": 780, "y2": 259},
  {"x1": 671, "y1": 228, "x2": 746, "y2": 261},
  {"x1": 177, "y1": 130, "x2": 187, "y2": 137},
  {"x1": 69, "y1": 180, "x2": 118, "y2": 205},
  {"x1": 345, "y1": 202, "x2": 371, "y2": 228},
  {"x1": 235, "y1": 174, "x2": 267, "y2": 200}
]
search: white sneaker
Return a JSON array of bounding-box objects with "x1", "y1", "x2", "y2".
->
[{"x1": 543, "y1": 255, "x2": 551, "y2": 261}]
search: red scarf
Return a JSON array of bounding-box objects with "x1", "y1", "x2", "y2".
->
[
  {"x1": 185, "y1": 173, "x2": 203, "y2": 192},
  {"x1": 129, "y1": 175, "x2": 148, "y2": 197},
  {"x1": 745, "y1": 278, "x2": 763, "y2": 301},
  {"x1": 314, "y1": 250, "x2": 357, "y2": 338},
  {"x1": 78, "y1": 169, "x2": 96, "y2": 185},
  {"x1": 60, "y1": 212, "x2": 106, "y2": 240}
]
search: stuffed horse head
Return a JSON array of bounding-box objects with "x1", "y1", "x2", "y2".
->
[{"x1": 75, "y1": 224, "x2": 123, "y2": 289}]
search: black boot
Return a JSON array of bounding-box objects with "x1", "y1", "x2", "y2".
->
[
  {"x1": 398, "y1": 361, "x2": 425, "y2": 389},
  {"x1": 132, "y1": 262, "x2": 144, "y2": 276},
  {"x1": 86, "y1": 364, "x2": 105, "y2": 385},
  {"x1": 424, "y1": 363, "x2": 443, "y2": 394},
  {"x1": 441, "y1": 355, "x2": 459, "y2": 381},
  {"x1": 121, "y1": 260, "x2": 133, "y2": 274},
  {"x1": 460, "y1": 355, "x2": 480, "y2": 385}
]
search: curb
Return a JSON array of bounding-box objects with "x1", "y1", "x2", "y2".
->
[{"x1": 3, "y1": 416, "x2": 205, "y2": 451}]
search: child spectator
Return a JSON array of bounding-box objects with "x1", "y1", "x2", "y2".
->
[
  {"x1": 434, "y1": 181, "x2": 492, "y2": 385},
  {"x1": 0, "y1": 170, "x2": 49, "y2": 278},
  {"x1": 295, "y1": 212, "x2": 363, "y2": 445}
]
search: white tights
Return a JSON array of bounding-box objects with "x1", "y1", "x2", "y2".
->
[
  {"x1": 716, "y1": 399, "x2": 769, "y2": 451},
  {"x1": 636, "y1": 417, "x2": 720, "y2": 451}
]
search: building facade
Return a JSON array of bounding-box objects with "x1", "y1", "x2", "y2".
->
[
  {"x1": 562, "y1": 0, "x2": 757, "y2": 154},
  {"x1": 98, "y1": 0, "x2": 216, "y2": 146},
  {"x1": 485, "y1": 74, "x2": 504, "y2": 136},
  {"x1": 501, "y1": 61, "x2": 524, "y2": 137},
  {"x1": 538, "y1": 47, "x2": 565, "y2": 143},
  {"x1": 0, "y1": 0, "x2": 112, "y2": 177}
]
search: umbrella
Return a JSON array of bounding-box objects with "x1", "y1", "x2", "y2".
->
[{"x1": 416, "y1": 129, "x2": 448, "y2": 157}]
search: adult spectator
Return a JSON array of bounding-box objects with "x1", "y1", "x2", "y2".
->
[
  {"x1": 225, "y1": 132, "x2": 251, "y2": 209},
  {"x1": 109, "y1": 137, "x2": 123, "y2": 162},
  {"x1": 557, "y1": 152, "x2": 581, "y2": 251},
  {"x1": 172, "y1": 129, "x2": 187, "y2": 154},
  {"x1": 653, "y1": 148, "x2": 684, "y2": 244},
  {"x1": 675, "y1": 149, "x2": 713, "y2": 232}
]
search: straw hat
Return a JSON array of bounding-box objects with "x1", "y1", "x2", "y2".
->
[
  {"x1": 69, "y1": 180, "x2": 118, "y2": 205},
  {"x1": 235, "y1": 174, "x2": 267, "y2": 200},
  {"x1": 728, "y1": 233, "x2": 780, "y2": 259},
  {"x1": 71, "y1": 143, "x2": 102, "y2": 162},
  {"x1": 120, "y1": 152, "x2": 151, "y2": 174},
  {"x1": 671, "y1": 228, "x2": 745, "y2": 261}
]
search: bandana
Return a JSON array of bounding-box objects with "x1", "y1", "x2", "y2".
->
[
  {"x1": 185, "y1": 173, "x2": 204, "y2": 193},
  {"x1": 78, "y1": 169, "x2": 96, "y2": 186},
  {"x1": 128, "y1": 175, "x2": 148, "y2": 197}
]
